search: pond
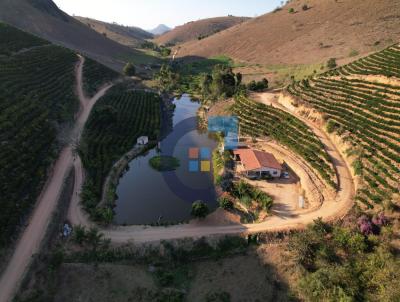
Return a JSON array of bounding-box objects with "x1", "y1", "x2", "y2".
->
[{"x1": 114, "y1": 94, "x2": 218, "y2": 225}]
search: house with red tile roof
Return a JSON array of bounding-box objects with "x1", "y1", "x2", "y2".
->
[{"x1": 233, "y1": 148, "x2": 282, "y2": 177}]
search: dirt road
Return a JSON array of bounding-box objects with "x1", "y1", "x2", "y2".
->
[
  {"x1": 0, "y1": 56, "x2": 113, "y2": 302},
  {"x1": 68, "y1": 91, "x2": 355, "y2": 244}
]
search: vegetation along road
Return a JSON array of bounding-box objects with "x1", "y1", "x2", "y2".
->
[{"x1": 0, "y1": 56, "x2": 114, "y2": 302}]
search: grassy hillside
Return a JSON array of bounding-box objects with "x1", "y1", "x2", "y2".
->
[
  {"x1": 176, "y1": 0, "x2": 400, "y2": 66},
  {"x1": 0, "y1": 23, "x2": 80, "y2": 247},
  {"x1": 287, "y1": 44, "x2": 400, "y2": 209},
  {"x1": 154, "y1": 16, "x2": 249, "y2": 46},
  {"x1": 79, "y1": 87, "x2": 161, "y2": 222},
  {"x1": 75, "y1": 17, "x2": 153, "y2": 48},
  {"x1": 0, "y1": 0, "x2": 158, "y2": 71}
]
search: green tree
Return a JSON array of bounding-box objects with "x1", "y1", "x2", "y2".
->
[
  {"x1": 123, "y1": 62, "x2": 136, "y2": 76},
  {"x1": 191, "y1": 201, "x2": 209, "y2": 218}
]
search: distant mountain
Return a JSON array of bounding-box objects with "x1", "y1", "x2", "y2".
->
[
  {"x1": 0, "y1": 0, "x2": 155, "y2": 71},
  {"x1": 149, "y1": 24, "x2": 171, "y2": 36},
  {"x1": 176, "y1": 0, "x2": 400, "y2": 65},
  {"x1": 75, "y1": 17, "x2": 153, "y2": 48},
  {"x1": 154, "y1": 16, "x2": 250, "y2": 46}
]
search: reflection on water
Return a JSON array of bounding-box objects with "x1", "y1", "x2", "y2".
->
[{"x1": 114, "y1": 95, "x2": 217, "y2": 225}]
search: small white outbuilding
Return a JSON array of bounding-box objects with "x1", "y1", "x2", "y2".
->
[{"x1": 137, "y1": 136, "x2": 149, "y2": 145}]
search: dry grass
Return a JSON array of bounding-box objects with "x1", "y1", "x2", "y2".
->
[
  {"x1": 176, "y1": 0, "x2": 400, "y2": 66},
  {"x1": 155, "y1": 16, "x2": 250, "y2": 46}
]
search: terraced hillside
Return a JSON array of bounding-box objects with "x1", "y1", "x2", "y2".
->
[
  {"x1": 233, "y1": 95, "x2": 336, "y2": 188},
  {"x1": 0, "y1": 24, "x2": 79, "y2": 247},
  {"x1": 287, "y1": 44, "x2": 400, "y2": 209},
  {"x1": 79, "y1": 87, "x2": 161, "y2": 221}
]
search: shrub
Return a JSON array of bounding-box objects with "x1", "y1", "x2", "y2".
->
[
  {"x1": 349, "y1": 49, "x2": 359, "y2": 57},
  {"x1": 289, "y1": 8, "x2": 295, "y2": 13},
  {"x1": 123, "y1": 62, "x2": 136, "y2": 76},
  {"x1": 218, "y1": 197, "x2": 234, "y2": 210},
  {"x1": 73, "y1": 225, "x2": 87, "y2": 245},
  {"x1": 358, "y1": 215, "x2": 373, "y2": 235},
  {"x1": 191, "y1": 201, "x2": 209, "y2": 218},
  {"x1": 372, "y1": 212, "x2": 388, "y2": 227},
  {"x1": 327, "y1": 58, "x2": 337, "y2": 69}
]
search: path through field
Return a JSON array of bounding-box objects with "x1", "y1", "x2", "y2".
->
[{"x1": 0, "y1": 56, "x2": 113, "y2": 302}]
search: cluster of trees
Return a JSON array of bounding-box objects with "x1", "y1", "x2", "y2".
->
[
  {"x1": 79, "y1": 87, "x2": 161, "y2": 222},
  {"x1": 230, "y1": 180, "x2": 273, "y2": 211},
  {"x1": 0, "y1": 43, "x2": 79, "y2": 247},
  {"x1": 247, "y1": 78, "x2": 268, "y2": 91},
  {"x1": 141, "y1": 41, "x2": 171, "y2": 57},
  {"x1": 289, "y1": 218, "x2": 399, "y2": 301},
  {"x1": 155, "y1": 64, "x2": 180, "y2": 92},
  {"x1": 198, "y1": 65, "x2": 243, "y2": 100}
]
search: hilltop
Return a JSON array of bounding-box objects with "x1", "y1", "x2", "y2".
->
[
  {"x1": 149, "y1": 24, "x2": 171, "y2": 36},
  {"x1": 154, "y1": 16, "x2": 250, "y2": 46},
  {"x1": 175, "y1": 0, "x2": 400, "y2": 65},
  {"x1": 75, "y1": 17, "x2": 153, "y2": 48},
  {"x1": 0, "y1": 0, "x2": 156, "y2": 70}
]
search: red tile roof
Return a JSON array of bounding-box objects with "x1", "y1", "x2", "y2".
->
[{"x1": 233, "y1": 148, "x2": 282, "y2": 171}]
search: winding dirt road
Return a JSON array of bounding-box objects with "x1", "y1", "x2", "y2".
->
[
  {"x1": 0, "y1": 56, "x2": 113, "y2": 302},
  {"x1": 68, "y1": 91, "x2": 355, "y2": 244}
]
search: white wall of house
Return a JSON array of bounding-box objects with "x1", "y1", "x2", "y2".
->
[
  {"x1": 251, "y1": 167, "x2": 282, "y2": 177},
  {"x1": 137, "y1": 136, "x2": 149, "y2": 145}
]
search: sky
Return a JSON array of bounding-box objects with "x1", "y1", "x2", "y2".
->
[{"x1": 53, "y1": 0, "x2": 282, "y2": 30}]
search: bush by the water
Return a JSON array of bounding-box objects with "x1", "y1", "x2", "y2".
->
[{"x1": 191, "y1": 201, "x2": 209, "y2": 218}]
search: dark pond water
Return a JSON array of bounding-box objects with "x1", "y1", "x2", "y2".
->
[{"x1": 114, "y1": 95, "x2": 218, "y2": 225}]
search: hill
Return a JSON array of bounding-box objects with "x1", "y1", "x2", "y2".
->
[
  {"x1": 149, "y1": 24, "x2": 171, "y2": 36},
  {"x1": 287, "y1": 44, "x2": 400, "y2": 210},
  {"x1": 75, "y1": 17, "x2": 153, "y2": 48},
  {"x1": 0, "y1": 22, "x2": 119, "y2": 247},
  {"x1": 0, "y1": 0, "x2": 156, "y2": 70},
  {"x1": 175, "y1": 0, "x2": 400, "y2": 66},
  {"x1": 155, "y1": 16, "x2": 250, "y2": 46}
]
